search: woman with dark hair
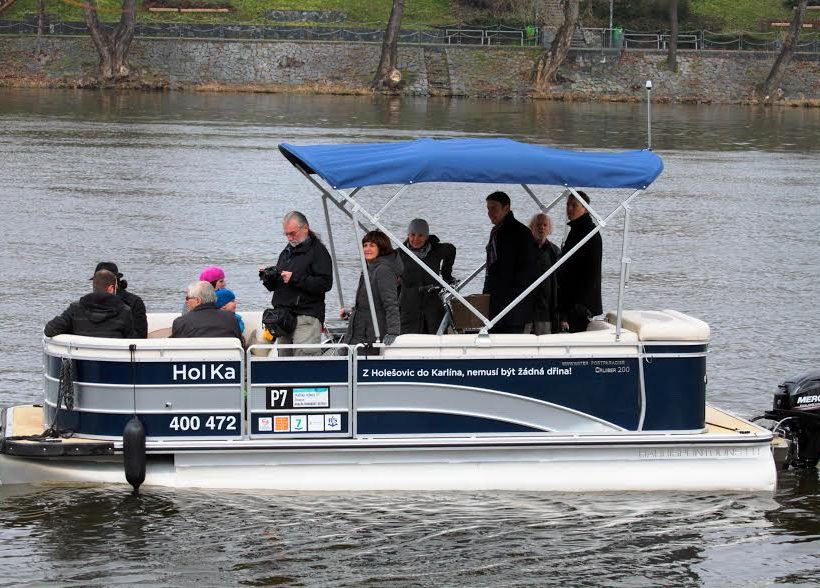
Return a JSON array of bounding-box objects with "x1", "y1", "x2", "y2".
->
[
  {"x1": 199, "y1": 266, "x2": 226, "y2": 291},
  {"x1": 341, "y1": 230, "x2": 403, "y2": 350}
]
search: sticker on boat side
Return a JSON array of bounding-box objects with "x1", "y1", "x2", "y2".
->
[
  {"x1": 308, "y1": 414, "x2": 325, "y2": 431},
  {"x1": 291, "y1": 415, "x2": 307, "y2": 432},
  {"x1": 274, "y1": 415, "x2": 290, "y2": 432},
  {"x1": 266, "y1": 386, "x2": 330, "y2": 410},
  {"x1": 325, "y1": 414, "x2": 342, "y2": 431}
]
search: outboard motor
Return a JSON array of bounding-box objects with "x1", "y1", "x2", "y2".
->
[{"x1": 755, "y1": 371, "x2": 820, "y2": 469}]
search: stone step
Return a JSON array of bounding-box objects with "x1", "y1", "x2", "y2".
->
[{"x1": 423, "y1": 47, "x2": 451, "y2": 94}]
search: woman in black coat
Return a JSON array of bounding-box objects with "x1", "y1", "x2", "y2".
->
[
  {"x1": 342, "y1": 230, "x2": 403, "y2": 350},
  {"x1": 398, "y1": 218, "x2": 456, "y2": 334}
]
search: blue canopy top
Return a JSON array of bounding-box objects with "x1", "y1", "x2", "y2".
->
[{"x1": 279, "y1": 138, "x2": 663, "y2": 190}]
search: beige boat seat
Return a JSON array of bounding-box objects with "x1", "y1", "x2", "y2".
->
[
  {"x1": 384, "y1": 320, "x2": 641, "y2": 358},
  {"x1": 147, "y1": 311, "x2": 265, "y2": 349},
  {"x1": 606, "y1": 309, "x2": 710, "y2": 342}
]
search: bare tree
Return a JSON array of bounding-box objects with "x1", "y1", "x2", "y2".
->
[
  {"x1": 36, "y1": 0, "x2": 47, "y2": 58},
  {"x1": 83, "y1": 0, "x2": 137, "y2": 81},
  {"x1": 372, "y1": 0, "x2": 405, "y2": 91},
  {"x1": 667, "y1": 0, "x2": 679, "y2": 71},
  {"x1": 758, "y1": 0, "x2": 808, "y2": 100},
  {"x1": 532, "y1": 0, "x2": 579, "y2": 92}
]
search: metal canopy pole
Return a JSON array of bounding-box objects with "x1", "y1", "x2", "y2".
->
[
  {"x1": 374, "y1": 184, "x2": 411, "y2": 221},
  {"x1": 615, "y1": 203, "x2": 632, "y2": 341},
  {"x1": 337, "y1": 188, "x2": 492, "y2": 329},
  {"x1": 351, "y1": 210, "x2": 381, "y2": 342},
  {"x1": 567, "y1": 187, "x2": 606, "y2": 227},
  {"x1": 455, "y1": 261, "x2": 486, "y2": 292},
  {"x1": 520, "y1": 184, "x2": 565, "y2": 215},
  {"x1": 484, "y1": 188, "x2": 643, "y2": 333},
  {"x1": 521, "y1": 183, "x2": 549, "y2": 213},
  {"x1": 294, "y1": 167, "x2": 371, "y2": 234},
  {"x1": 321, "y1": 194, "x2": 345, "y2": 310}
]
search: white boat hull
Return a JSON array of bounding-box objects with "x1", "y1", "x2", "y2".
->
[{"x1": 0, "y1": 434, "x2": 776, "y2": 492}]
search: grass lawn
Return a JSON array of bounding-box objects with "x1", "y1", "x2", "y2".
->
[
  {"x1": 2, "y1": 0, "x2": 455, "y2": 27},
  {"x1": 0, "y1": 0, "x2": 798, "y2": 30},
  {"x1": 690, "y1": 0, "x2": 792, "y2": 30}
]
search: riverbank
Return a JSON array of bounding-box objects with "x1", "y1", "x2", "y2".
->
[{"x1": 1, "y1": 36, "x2": 819, "y2": 105}]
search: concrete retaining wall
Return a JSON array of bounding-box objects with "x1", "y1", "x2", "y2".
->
[{"x1": 1, "y1": 35, "x2": 818, "y2": 102}]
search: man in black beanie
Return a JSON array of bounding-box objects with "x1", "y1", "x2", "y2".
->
[
  {"x1": 93, "y1": 261, "x2": 147, "y2": 338},
  {"x1": 45, "y1": 270, "x2": 135, "y2": 338}
]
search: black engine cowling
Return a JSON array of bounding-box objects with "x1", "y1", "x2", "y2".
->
[{"x1": 756, "y1": 371, "x2": 820, "y2": 469}]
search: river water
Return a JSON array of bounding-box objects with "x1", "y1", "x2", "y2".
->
[{"x1": 0, "y1": 89, "x2": 818, "y2": 586}]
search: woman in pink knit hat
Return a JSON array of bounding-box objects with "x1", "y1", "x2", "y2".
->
[{"x1": 199, "y1": 266, "x2": 226, "y2": 290}]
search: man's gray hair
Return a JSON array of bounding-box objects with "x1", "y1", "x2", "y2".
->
[
  {"x1": 528, "y1": 212, "x2": 552, "y2": 233},
  {"x1": 187, "y1": 280, "x2": 216, "y2": 304},
  {"x1": 283, "y1": 210, "x2": 308, "y2": 228}
]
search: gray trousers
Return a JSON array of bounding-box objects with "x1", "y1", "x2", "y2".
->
[{"x1": 277, "y1": 315, "x2": 322, "y2": 356}]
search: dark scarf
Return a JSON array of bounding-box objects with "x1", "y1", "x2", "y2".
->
[{"x1": 409, "y1": 239, "x2": 432, "y2": 260}]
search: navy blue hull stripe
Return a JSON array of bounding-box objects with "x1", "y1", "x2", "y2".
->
[
  {"x1": 45, "y1": 406, "x2": 242, "y2": 438},
  {"x1": 46, "y1": 355, "x2": 241, "y2": 385},
  {"x1": 643, "y1": 344, "x2": 708, "y2": 354}
]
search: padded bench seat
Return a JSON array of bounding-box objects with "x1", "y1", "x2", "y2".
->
[
  {"x1": 383, "y1": 320, "x2": 640, "y2": 358},
  {"x1": 606, "y1": 309, "x2": 710, "y2": 342}
]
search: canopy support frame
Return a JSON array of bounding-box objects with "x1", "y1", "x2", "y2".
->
[
  {"x1": 292, "y1": 157, "x2": 641, "y2": 341},
  {"x1": 351, "y1": 209, "x2": 382, "y2": 342},
  {"x1": 482, "y1": 188, "x2": 642, "y2": 335},
  {"x1": 321, "y1": 194, "x2": 345, "y2": 310},
  {"x1": 615, "y1": 202, "x2": 632, "y2": 341},
  {"x1": 334, "y1": 187, "x2": 492, "y2": 331}
]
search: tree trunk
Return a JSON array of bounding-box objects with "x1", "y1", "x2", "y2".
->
[
  {"x1": 667, "y1": 0, "x2": 678, "y2": 72},
  {"x1": 36, "y1": 0, "x2": 46, "y2": 57},
  {"x1": 758, "y1": 0, "x2": 807, "y2": 101},
  {"x1": 83, "y1": 0, "x2": 137, "y2": 81},
  {"x1": 371, "y1": 0, "x2": 405, "y2": 91},
  {"x1": 532, "y1": 0, "x2": 579, "y2": 92}
]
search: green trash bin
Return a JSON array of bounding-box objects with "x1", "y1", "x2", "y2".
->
[
  {"x1": 612, "y1": 27, "x2": 623, "y2": 48},
  {"x1": 525, "y1": 25, "x2": 537, "y2": 45}
]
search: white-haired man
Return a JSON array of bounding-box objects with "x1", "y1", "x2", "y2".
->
[
  {"x1": 259, "y1": 210, "x2": 333, "y2": 356},
  {"x1": 171, "y1": 281, "x2": 243, "y2": 341}
]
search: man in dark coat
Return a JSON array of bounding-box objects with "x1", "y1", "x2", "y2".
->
[
  {"x1": 260, "y1": 211, "x2": 333, "y2": 356},
  {"x1": 92, "y1": 261, "x2": 147, "y2": 338},
  {"x1": 527, "y1": 213, "x2": 561, "y2": 334},
  {"x1": 171, "y1": 281, "x2": 243, "y2": 341},
  {"x1": 482, "y1": 191, "x2": 539, "y2": 334},
  {"x1": 557, "y1": 191, "x2": 603, "y2": 333},
  {"x1": 399, "y1": 218, "x2": 457, "y2": 334},
  {"x1": 45, "y1": 270, "x2": 135, "y2": 338}
]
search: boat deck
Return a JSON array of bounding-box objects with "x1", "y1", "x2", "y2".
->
[
  {"x1": 1, "y1": 405, "x2": 115, "y2": 457},
  {"x1": 4, "y1": 403, "x2": 776, "y2": 447}
]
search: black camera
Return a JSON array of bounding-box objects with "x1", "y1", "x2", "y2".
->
[{"x1": 259, "y1": 266, "x2": 280, "y2": 283}]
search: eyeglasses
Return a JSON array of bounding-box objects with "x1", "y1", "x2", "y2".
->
[
  {"x1": 284, "y1": 225, "x2": 306, "y2": 238},
  {"x1": 185, "y1": 296, "x2": 199, "y2": 301}
]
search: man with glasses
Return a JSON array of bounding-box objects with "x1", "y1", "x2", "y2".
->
[
  {"x1": 259, "y1": 210, "x2": 333, "y2": 356},
  {"x1": 171, "y1": 281, "x2": 243, "y2": 341}
]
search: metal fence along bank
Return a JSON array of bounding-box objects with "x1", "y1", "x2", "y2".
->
[{"x1": 1, "y1": 20, "x2": 819, "y2": 53}]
